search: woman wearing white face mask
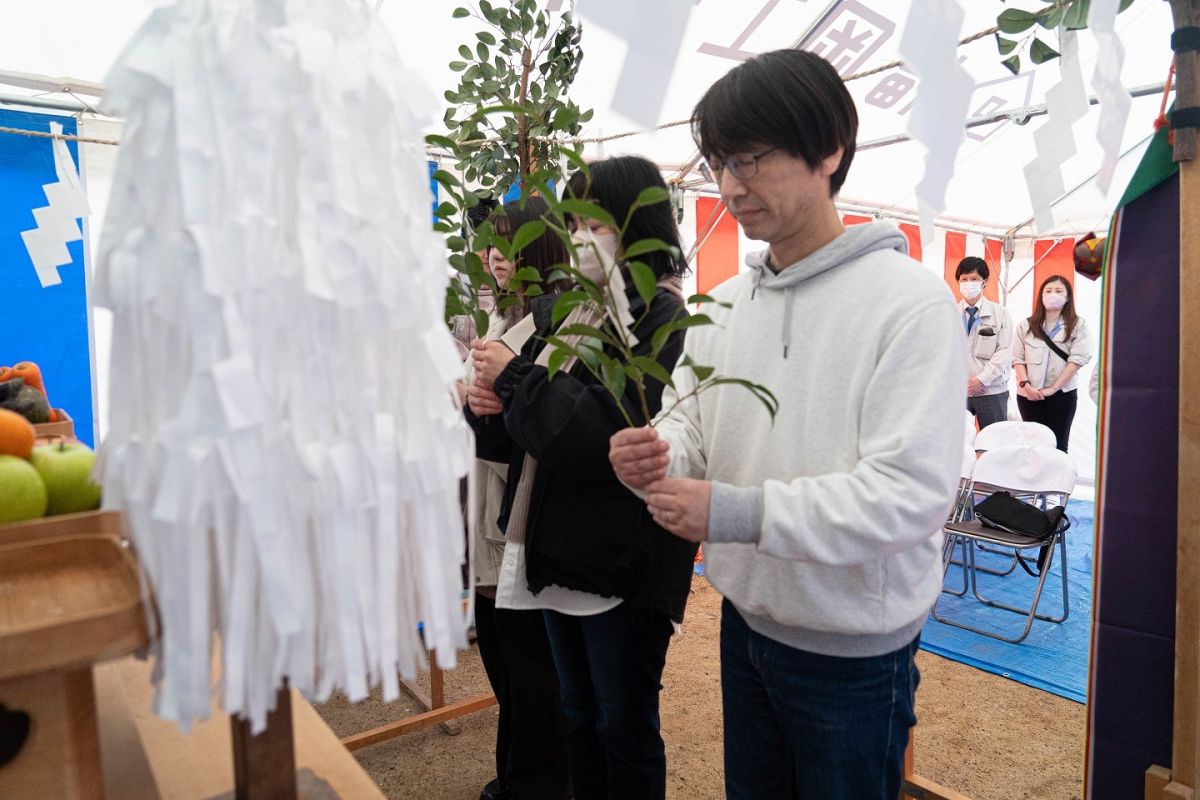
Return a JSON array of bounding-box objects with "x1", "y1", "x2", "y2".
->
[
  {"x1": 955, "y1": 257, "x2": 1013, "y2": 429},
  {"x1": 1012, "y1": 275, "x2": 1093, "y2": 451},
  {"x1": 465, "y1": 155, "x2": 695, "y2": 800}
]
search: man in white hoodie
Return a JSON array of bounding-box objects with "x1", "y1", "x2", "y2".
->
[{"x1": 610, "y1": 50, "x2": 966, "y2": 799}]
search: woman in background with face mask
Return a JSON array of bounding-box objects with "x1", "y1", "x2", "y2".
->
[
  {"x1": 465, "y1": 155, "x2": 696, "y2": 800},
  {"x1": 1012, "y1": 275, "x2": 1093, "y2": 451}
]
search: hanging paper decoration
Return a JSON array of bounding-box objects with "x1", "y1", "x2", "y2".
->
[
  {"x1": 1087, "y1": 0, "x2": 1133, "y2": 194},
  {"x1": 94, "y1": 0, "x2": 472, "y2": 732},
  {"x1": 1023, "y1": 28, "x2": 1089, "y2": 231},
  {"x1": 897, "y1": 0, "x2": 975, "y2": 245},
  {"x1": 19, "y1": 122, "x2": 90, "y2": 289}
]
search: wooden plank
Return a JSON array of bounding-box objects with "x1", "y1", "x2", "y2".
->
[
  {"x1": 1173, "y1": 2, "x2": 1200, "y2": 793},
  {"x1": 94, "y1": 656, "x2": 385, "y2": 800},
  {"x1": 1149, "y1": 765, "x2": 1174, "y2": 800},
  {"x1": 230, "y1": 687, "x2": 297, "y2": 800},
  {"x1": 0, "y1": 509, "x2": 123, "y2": 548},
  {"x1": 900, "y1": 773, "x2": 973, "y2": 800},
  {"x1": 0, "y1": 668, "x2": 103, "y2": 800},
  {"x1": 1165, "y1": 783, "x2": 1197, "y2": 800},
  {"x1": 340, "y1": 693, "x2": 497, "y2": 752}
]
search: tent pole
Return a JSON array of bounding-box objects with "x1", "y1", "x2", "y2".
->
[{"x1": 1151, "y1": 2, "x2": 1200, "y2": 799}]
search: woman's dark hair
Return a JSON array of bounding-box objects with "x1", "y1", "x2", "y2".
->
[
  {"x1": 565, "y1": 155, "x2": 688, "y2": 279},
  {"x1": 955, "y1": 256, "x2": 990, "y2": 282},
  {"x1": 490, "y1": 196, "x2": 570, "y2": 320},
  {"x1": 462, "y1": 195, "x2": 498, "y2": 241},
  {"x1": 691, "y1": 49, "x2": 857, "y2": 196},
  {"x1": 1030, "y1": 274, "x2": 1078, "y2": 342}
]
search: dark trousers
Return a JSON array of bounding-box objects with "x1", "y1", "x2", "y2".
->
[
  {"x1": 474, "y1": 593, "x2": 571, "y2": 800},
  {"x1": 720, "y1": 600, "x2": 919, "y2": 800},
  {"x1": 967, "y1": 390, "x2": 1009, "y2": 429},
  {"x1": 542, "y1": 604, "x2": 674, "y2": 800},
  {"x1": 1016, "y1": 388, "x2": 1078, "y2": 451}
]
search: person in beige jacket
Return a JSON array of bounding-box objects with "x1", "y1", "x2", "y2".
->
[
  {"x1": 466, "y1": 197, "x2": 571, "y2": 800},
  {"x1": 956, "y1": 256, "x2": 1013, "y2": 429},
  {"x1": 1013, "y1": 274, "x2": 1093, "y2": 452}
]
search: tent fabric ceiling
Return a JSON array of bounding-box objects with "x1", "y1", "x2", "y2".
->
[{"x1": 1, "y1": 0, "x2": 1178, "y2": 233}]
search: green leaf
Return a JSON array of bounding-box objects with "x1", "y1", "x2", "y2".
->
[
  {"x1": 622, "y1": 238, "x2": 673, "y2": 260},
  {"x1": 1037, "y1": 5, "x2": 1067, "y2": 29},
  {"x1": 628, "y1": 261, "x2": 657, "y2": 304},
  {"x1": 1029, "y1": 37, "x2": 1060, "y2": 64},
  {"x1": 556, "y1": 323, "x2": 618, "y2": 347},
  {"x1": 994, "y1": 34, "x2": 1018, "y2": 55},
  {"x1": 633, "y1": 186, "x2": 669, "y2": 207},
  {"x1": 601, "y1": 358, "x2": 626, "y2": 399},
  {"x1": 425, "y1": 133, "x2": 457, "y2": 149},
  {"x1": 707, "y1": 378, "x2": 780, "y2": 420},
  {"x1": 1001, "y1": 54, "x2": 1021, "y2": 75},
  {"x1": 449, "y1": 60, "x2": 468, "y2": 72},
  {"x1": 631, "y1": 356, "x2": 674, "y2": 387},
  {"x1": 558, "y1": 199, "x2": 617, "y2": 228},
  {"x1": 435, "y1": 202, "x2": 458, "y2": 221},
  {"x1": 547, "y1": 346, "x2": 569, "y2": 380},
  {"x1": 675, "y1": 314, "x2": 715, "y2": 329},
  {"x1": 551, "y1": 290, "x2": 590, "y2": 326},
  {"x1": 452, "y1": 6, "x2": 470, "y2": 18},
  {"x1": 477, "y1": 31, "x2": 497, "y2": 45},
  {"x1": 689, "y1": 362, "x2": 715, "y2": 381},
  {"x1": 432, "y1": 169, "x2": 461, "y2": 188},
  {"x1": 458, "y1": 44, "x2": 473, "y2": 60},
  {"x1": 497, "y1": 295, "x2": 523, "y2": 310},
  {"x1": 512, "y1": 266, "x2": 542, "y2": 283},
  {"x1": 686, "y1": 293, "x2": 716, "y2": 305},
  {"x1": 1064, "y1": 0, "x2": 1091, "y2": 29},
  {"x1": 997, "y1": 8, "x2": 1039, "y2": 33},
  {"x1": 524, "y1": 284, "x2": 544, "y2": 297},
  {"x1": 510, "y1": 220, "x2": 547, "y2": 254},
  {"x1": 473, "y1": 309, "x2": 490, "y2": 338}
]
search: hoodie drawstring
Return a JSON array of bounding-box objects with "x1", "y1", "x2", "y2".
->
[{"x1": 782, "y1": 290, "x2": 795, "y2": 359}]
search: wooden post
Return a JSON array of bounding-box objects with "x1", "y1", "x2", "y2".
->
[
  {"x1": 1168, "y1": 2, "x2": 1200, "y2": 798},
  {"x1": 230, "y1": 686, "x2": 297, "y2": 800}
]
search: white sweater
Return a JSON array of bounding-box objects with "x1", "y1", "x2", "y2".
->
[{"x1": 654, "y1": 223, "x2": 967, "y2": 657}]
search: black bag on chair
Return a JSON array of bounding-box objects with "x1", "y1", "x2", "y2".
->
[{"x1": 974, "y1": 491, "x2": 1069, "y2": 576}]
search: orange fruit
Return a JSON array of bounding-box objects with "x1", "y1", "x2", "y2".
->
[{"x1": 0, "y1": 408, "x2": 36, "y2": 459}]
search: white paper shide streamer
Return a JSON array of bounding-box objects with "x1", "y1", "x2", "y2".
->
[
  {"x1": 1088, "y1": 0, "x2": 1133, "y2": 194},
  {"x1": 898, "y1": 0, "x2": 975, "y2": 245},
  {"x1": 1023, "y1": 27, "x2": 1089, "y2": 231},
  {"x1": 94, "y1": 0, "x2": 472, "y2": 732}
]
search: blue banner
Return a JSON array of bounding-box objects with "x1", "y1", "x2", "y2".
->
[{"x1": 0, "y1": 110, "x2": 95, "y2": 446}]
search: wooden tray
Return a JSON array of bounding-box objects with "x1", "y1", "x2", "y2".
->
[
  {"x1": 0, "y1": 509, "x2": 122, "y2": 549},
  {"x1": 0, "y1": 535, "x2": 149, "y2": 681},
  {"x1": 33, "y1": 408, "x2": 74, "y2": 440}
]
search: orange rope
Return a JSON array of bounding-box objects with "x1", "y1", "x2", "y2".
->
[{"x1": 1154, "y1": 59, "x2": 1176, "y2": 137}]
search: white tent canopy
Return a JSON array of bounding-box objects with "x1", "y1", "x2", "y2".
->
[
  {"x1": 2, "y1": 0, "x2": 1179, "y2": 490},
  {"x1": 2, "y1": 0, "x2": 1177, "y2": 231}
]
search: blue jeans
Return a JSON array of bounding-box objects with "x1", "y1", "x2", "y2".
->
[
  {"x1": 721, "y1": 600, "x2": 919, "y2": 800},
  {"x1": 542, "y1": 604, "x2": 674, "y2": 800}
]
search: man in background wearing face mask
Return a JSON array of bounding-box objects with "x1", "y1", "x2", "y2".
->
[{"x1": 956, "y1": 256, "x2": 1013, "y2": 429}]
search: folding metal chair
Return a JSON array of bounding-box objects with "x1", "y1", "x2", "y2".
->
[
  {"x1": 973, "y1": 420, "x2": 1057, "y2": 452},
  {"x1": 932, "y1": 444, "x2": 1076, "y2": 644},
  {"x1": 966, "y1": 420, "x2": 1057, "y2": 573},
  {"x1": 942, "y1": 413, "x2": 980, "y2": 597}
]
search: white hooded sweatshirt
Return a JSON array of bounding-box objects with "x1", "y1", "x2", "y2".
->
[{"x1": 654, "y1": 223, "x2": 967, "y2": 657}]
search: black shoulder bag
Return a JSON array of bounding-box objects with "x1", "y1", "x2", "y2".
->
[{"x1": 974, "y1": 491, "x2": 1070, "y2": 576}]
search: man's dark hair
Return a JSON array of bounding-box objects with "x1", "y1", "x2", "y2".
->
[
  {"x1": 690, "y1": 49, "x2": 857, "y2": 196},
  {"x1": 955, "y1": 256, "x2": 990, "y2": 281},
  {"x1": 565, "y1": 155, "x2": 689, "y2": 279},
  {"x1": 462, "y1": 195, "x2": 498, "y2": 240}
]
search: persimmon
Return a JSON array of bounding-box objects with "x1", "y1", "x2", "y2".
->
[
  {"x1": 0, "y1": 408, "x2": 36, "y2": 459},
  {"x1": 11, "y1": 362, "x2": 44, "y2": 394}
]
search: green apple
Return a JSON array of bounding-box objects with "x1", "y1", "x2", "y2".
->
[
  {"x1": 28, "y1": 442, "x2": 102, "y2": 516},
  {"x1": 0, "y1": 455, "x2": 48, "y2": 523}
]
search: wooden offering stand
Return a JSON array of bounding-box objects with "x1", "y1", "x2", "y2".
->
[{"x1": 0, "y1": 510, "x2": 150, "y2": 800}]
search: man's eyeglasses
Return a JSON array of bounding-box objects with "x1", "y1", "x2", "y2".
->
[{"x1": 699, "y1": 146, "x2": 779, "y2": 184}]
